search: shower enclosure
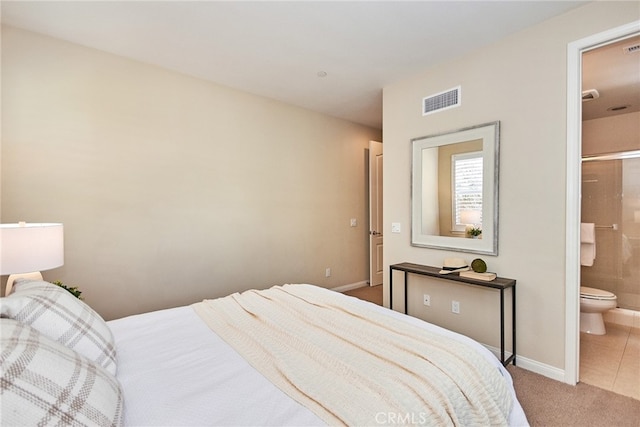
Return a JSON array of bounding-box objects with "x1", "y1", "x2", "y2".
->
[{"x1": 581, "y1": 151, "x2": 640, "y2": 311}]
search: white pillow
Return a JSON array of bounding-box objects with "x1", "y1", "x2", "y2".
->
[
  {"x1": 0, "y1": 318, "x2": 124, "y2": 426},
  {"x1": 0, "y1": 279, "x2": 117, "y2": 375}
]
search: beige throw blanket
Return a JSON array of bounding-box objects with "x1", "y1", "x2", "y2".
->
[{"x1": 193, "y1": 284, "x2": 512, "y2": 426}]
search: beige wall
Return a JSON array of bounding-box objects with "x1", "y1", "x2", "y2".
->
[
  {"x1": 383, "y1": 2, "x2": 639, "y2": 371},
  {"x1": 1, "y1": 26, "x2": 381, "y2": 320}
]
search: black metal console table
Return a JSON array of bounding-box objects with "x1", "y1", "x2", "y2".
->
[{"x1": 389, "y1": 262, "x2": 516, "y2": 366}]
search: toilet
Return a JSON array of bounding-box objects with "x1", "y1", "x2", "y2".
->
[{"x1": 580, "y1": 286, "x2": 617, "y2": 335}]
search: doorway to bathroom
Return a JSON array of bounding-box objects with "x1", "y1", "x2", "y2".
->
[
  {"x1": 566, "y1": 22, "x2": 640, "y2": 387},
  {"x1": 578, "y1": 33, "x2": 640, "y2": 400}
]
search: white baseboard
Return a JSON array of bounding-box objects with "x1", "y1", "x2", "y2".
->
[
  {"x1": 331, "y1": 281, "x2": 369, "y2": 293},
  {"x1": 483, "y1": 344, "x2": 567, "y2": 383},
  {"x1": 514, "y1": 355, "x2": 567, "y2": 383}
]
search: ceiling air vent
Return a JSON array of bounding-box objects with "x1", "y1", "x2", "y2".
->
[
  {"x1": 422, "y1": 86, "x2": 461, "y2": 116},
  {"x1": 623, "y1": 43, "x2": 640, "y2": 54}
]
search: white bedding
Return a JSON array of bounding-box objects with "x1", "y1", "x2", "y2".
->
[{"x1": 108, "y1": 287, "x2": 528, "y2": 426}]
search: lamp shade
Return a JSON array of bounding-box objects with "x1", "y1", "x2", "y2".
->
[
  {"x1": 459, "y1": 210, "x2": 481, "y2": 226},
  {"x1": 0, "y1": 223, "x2": 64, "y2": 275}
]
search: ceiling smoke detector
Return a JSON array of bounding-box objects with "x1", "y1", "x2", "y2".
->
[{"x1": 582, "y1": 89, "x2": 599, "y2": 101}]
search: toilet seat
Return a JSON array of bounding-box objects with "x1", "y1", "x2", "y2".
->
[{"x1": 580, "y1": 286, "x2": 616, "y2": 300}]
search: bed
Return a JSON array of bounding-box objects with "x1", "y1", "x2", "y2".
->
[{"x1": 1, "y1": 279, "x2": 529, "y2": 426}]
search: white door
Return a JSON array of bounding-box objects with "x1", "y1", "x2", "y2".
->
[{"x1": 369, "y1": 141, "x2": 383, "y2": 286}]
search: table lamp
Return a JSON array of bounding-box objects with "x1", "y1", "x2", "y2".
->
[{"x1": 0, "y1": 222, "x2": 64, "y2": 295}]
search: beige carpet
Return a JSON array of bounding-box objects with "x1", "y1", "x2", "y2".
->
[
  {"x1": 343, "y1": 285, "x2": 383, "y2": 305},
  {"x1": 342, "y1": 285, "x2": 640, "y2": 426},
  {"x1": 508, "y1": 365, "x2": 640, "y2": 426}
]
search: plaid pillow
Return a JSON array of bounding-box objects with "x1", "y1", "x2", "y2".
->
[
  {"x1": 0, "y1": 279, "x2": 117, "y2": 375},
  {"x1": 0, "y1": 318, "x2": 124, "y2": 426}
]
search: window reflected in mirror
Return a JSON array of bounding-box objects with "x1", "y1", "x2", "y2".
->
[{"x1": 411, "y1": 121, "x2": 499, "y2": 255}]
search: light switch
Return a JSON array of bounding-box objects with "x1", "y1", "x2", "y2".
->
[
  {"x1": 391, "y1": 223, "x2": 401, "y2": 233},
  {"x1": 350, "y1": 218, "x2": 357, "y2": 227}
]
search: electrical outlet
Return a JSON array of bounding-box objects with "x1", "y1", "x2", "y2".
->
[
  {"x1": 325, "y1": 268, "x2": 331, "y2": 277},
  {"x1": 451, "y1": 300, "x2": 460, "y2": 314},
  {"x1": 423, "y1": 294, "x2": 431, "y2": 306},
  {"x1": 350, "y1": 218, "x2": 357, "y2": 227}
]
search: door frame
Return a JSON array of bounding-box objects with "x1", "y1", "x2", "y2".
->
[{"x1": 565, "y1": 20, "x2": 640, "y2": 385}]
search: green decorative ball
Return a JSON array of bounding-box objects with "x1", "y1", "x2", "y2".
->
[{"x1": 471, "y1": 258, "x2": 487, "y2": 273}]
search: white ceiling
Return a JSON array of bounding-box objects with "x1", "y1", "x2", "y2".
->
[{"x1": 1, "y1": 1, "x2": 594, "y2": 129}]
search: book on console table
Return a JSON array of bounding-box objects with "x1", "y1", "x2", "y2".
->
[{"x1": 459, "y1": 271, "x2": 497, "y2": 281}]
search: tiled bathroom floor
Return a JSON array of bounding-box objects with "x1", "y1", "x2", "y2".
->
[{"x1": 580, "y1": 323, "x2": 640, "y2": 400}]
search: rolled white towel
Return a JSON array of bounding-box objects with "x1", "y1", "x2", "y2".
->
[
  {"x1": 580, "y1": 223, "x2": 596, "y2": 266},
  {"x1": 580, "y1": 223, "x2": 595, "y2": 244}
]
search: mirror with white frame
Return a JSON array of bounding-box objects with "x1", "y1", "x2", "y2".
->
[{"x1": 411, "y1": 121, "x2": 499, "y2": 255}]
